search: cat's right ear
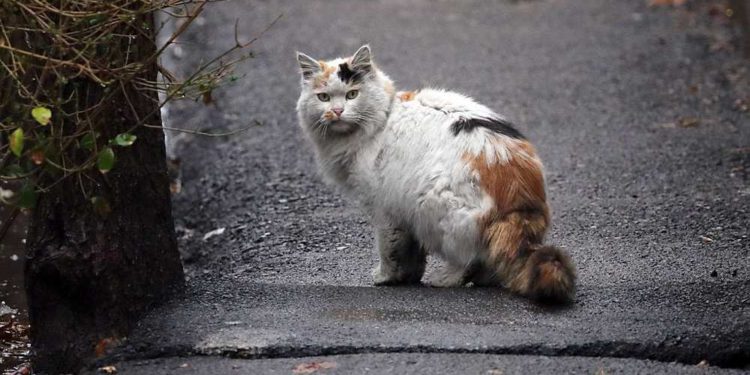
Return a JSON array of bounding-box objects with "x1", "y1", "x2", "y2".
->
[{"x1": 296, "y1": 52, "x2": 321, "y2": 81}]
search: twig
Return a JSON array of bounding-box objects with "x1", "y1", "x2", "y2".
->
[
  {"x1": 0, "y1": 207, "x2": 21, "y2": 243},
  {"x1": 143, "y1": 122, "x2": 260, "y2": 137}
]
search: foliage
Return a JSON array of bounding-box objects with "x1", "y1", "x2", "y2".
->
[{"x1": 0, "y1": 0, "x2": 271, "y2": 210}]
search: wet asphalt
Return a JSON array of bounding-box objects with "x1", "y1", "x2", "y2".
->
[{"x1": 94, "y1": 0, "x2": 749, "y2": 373}]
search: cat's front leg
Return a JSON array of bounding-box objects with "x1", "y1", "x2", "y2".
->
[{"x1": 372, "y1": 225, "x2": 426, "y2": 286}]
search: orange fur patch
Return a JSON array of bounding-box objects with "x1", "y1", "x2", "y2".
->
[
  {"x1": 467, "y1": 140, "x2": 574, "y2": 302},
  {"x1": 323, "y1": 111, "x2": 335, "y2": 120},
  {"x1": 538, "y1": 261, "x2": 563, "y2": 285},
  {"x1": 467, "y1": 140, "x2": 550, "y2": 263},
  {"x1": 313, "y1": 61, "x2": 337, "y2": 88},
  {"x1": 468, "y1": 140, "x2": 546, "y2": 214},
  {"x1": 398, "y1": 91, "x2": 417, "y2": 102}
]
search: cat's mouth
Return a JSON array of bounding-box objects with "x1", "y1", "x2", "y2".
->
[{"x1": 325, "y1": 120, "x2": 358, "y2": 135}]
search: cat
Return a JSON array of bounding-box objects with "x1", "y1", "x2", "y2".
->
[{"x1": 296, "y1": 45, "x2": 575, "y2": 303}]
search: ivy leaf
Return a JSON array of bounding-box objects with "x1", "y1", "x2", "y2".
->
[
  {"x1": 9, "y1": 128, "x2": 24, "y2": 157},
  {"x1": 80, "y1": 132, "x2": 97, "y2": 150},
  {"x1": 112, "y1": 133, "x2": 136, "y2": 147},
  {"x1": 97, "y1": 147, "x2": 115, "y2": 174},
  {"x1": 17, "y1": 184, "x2": 37, "y2": 209},
  {"x1": 31, "y1": 107, "x2": 52, "y2": 126}
]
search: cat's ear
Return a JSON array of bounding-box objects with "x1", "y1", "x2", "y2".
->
[
  {"x1": 296, "y1": 51, "x2": 321, "y2": 80},
  {"x1": 350, "y1": 44, "x2": 372, "y2": 72}
]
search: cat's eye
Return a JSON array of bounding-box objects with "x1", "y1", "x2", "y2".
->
[
  {"x1": 346, "y1": 90, "x2": 359, "y2": 100},
  {"x1": 317, "y1": 93, "x2": 330, "y2": 102}
]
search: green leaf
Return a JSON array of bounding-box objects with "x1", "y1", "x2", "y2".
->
[
  {"x1": 31, "y1": 107, "x2": 51, "y2": 125},
  {"x1": 17, "y1": 184, "x2": 37, "y2": 209},
  {"x1": 90, "y1": 196, "x2": 112, "y2": 217},
  {"x1": 97, "y1": 147, "x2": 115, "y2": 173},
  {"x1": 112, "y1": 133, "x2": 137, "y2": 147},
  {"x1": 9, "y1": 128, "x2": 24, "y2": 157},
  {"x1": 80, "y1": 132, "x2": 97, "y2": 150}
]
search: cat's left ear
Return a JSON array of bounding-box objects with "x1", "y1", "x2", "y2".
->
[
  {"x1": 350, "y1": 44, "x2": 373, "y2": 73},
  {"x1": 296, "y1": 51, "x2": 321, "y2": 80}
]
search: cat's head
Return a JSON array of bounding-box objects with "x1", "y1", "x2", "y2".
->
[{"x1": 296, "y1": 45, "x2": 394, "y2": 139}]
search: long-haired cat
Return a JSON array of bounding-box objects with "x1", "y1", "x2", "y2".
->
[{"x1": 296, "y1": 45, "x2": 576, "y2": 303}]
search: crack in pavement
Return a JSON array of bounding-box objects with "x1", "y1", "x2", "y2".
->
[
  {"x1": 102, "y1": 281, "x2": 749, "y2": 370},
  {"x1": 110, "y1": 339, "x2": 749, "y2": 369}
]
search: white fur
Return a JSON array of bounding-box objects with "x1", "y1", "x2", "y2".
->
[{"x1": 296, "y1": 46, "x2": 519, "y2": 285}]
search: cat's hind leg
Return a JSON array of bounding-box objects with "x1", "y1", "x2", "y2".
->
[
  {"x1": 372, "y1": 225, "x2": 426, "y2": 286},
  {"x1": 428, "y1": 262, "x2": 469, "y2": 288}
]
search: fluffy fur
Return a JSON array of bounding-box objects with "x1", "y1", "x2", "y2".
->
[{"x1": 296, "y1": 45, "x2": 576, "y2": 303}]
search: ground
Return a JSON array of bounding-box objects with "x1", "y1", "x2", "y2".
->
[{"x1": 92, "y1": 0, "x2": 749, "y2": 373}]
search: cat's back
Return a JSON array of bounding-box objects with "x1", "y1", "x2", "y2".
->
[
  {"x1": 399, "y1": 88, "x2": 497, "y2": 120},
  {"x1": 384, "y1": 88, "x2": 527, "y2": 159},
  {"x1": 373, "y1": 88, "x2": 540, "y2": 208}
]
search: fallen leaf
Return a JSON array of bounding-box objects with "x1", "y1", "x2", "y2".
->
[
  {"x1": 656, "y1": 122, "x2": 677, "y2": 129},
  {"x1": 202, "y1": 227, "x2": 226, "y2": 241},
  {"x1": 700, "y1": 235, "x2": 714, "y2": 243},
  {"x1": 709, "y1": 40, "x2": 733, "y2": 53},
  {"x1": 733, "y1": 99, "x2": 748, "y2": 112},
  {"x1": 98, "y1": 365, "x2": 117, "y2": 374},
  {"x1": 292, "y1": 361, "x2": 337, "y2": 374},
  {"x1": 677, "y1": 117, "x2": 700, "y2": 128},
  {"x1": 170, "y1": 179, "x2": 182, "y2": 194},
  {"x1": 648, "y1": 0, "x2": 686, "y2": 7},
  {"x1": 95, "y1": 337, "x2": 121, "y2": 358},
  {"x1": 16, "y1": 364, "x2": 32, "y2": 375}
]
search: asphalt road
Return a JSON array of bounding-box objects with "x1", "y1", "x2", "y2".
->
[{"x1": 96, "y1": 0, "x2": 749, "y2": 373}]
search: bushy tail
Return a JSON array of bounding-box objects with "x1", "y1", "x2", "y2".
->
[
  {"x1": 483, "y1": 210, "x2": 576, "y2": 304},
  {"x1": 514, "y1": 245, "x2": 576, "y2": 303}
]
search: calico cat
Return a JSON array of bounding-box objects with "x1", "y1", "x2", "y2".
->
[{"x1": 296, "y1": 45, "x2": 575, "y2": 303}]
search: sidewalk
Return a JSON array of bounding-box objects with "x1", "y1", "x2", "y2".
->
[{"x1": 92, "y1": 0, "x2": 749, "y2": 373}]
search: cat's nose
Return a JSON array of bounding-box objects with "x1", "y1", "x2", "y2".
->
[{"x1": 332, "y1": 108, "x2": 344, "y2": 117}]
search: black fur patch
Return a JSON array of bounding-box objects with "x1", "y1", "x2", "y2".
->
[
  {"x1": 337, "y1": 63, "x2": 367, "y2": 84},
  {"x1": 450, "y1": 117, "x2": 525, "y2": 139}
]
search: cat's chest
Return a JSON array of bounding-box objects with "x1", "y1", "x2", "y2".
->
[{"x1": 353, "y1": 106, "x2": 462, "y2": 191}]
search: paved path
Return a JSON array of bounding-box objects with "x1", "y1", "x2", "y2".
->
[{"x1": 97, "y1": 0, "x2": 749, "y2": 373}]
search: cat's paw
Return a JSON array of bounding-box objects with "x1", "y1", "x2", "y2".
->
[
  {"x1": 427, "y1": 267, "x2": 467, "y2": 288},
  {"x1": 372, "y1": 266, "x2": 421, "y2": 286}
]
